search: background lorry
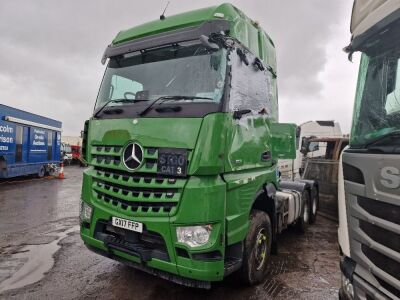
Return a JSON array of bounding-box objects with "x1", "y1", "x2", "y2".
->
[
  {"x1": 279, "y1": 120, "x2": 346, "y2": 220},
  {"x1": 79, "y1": 3, "x2": 318, "y2": 288},
  {"x1": 61, "y1": 142, "x2": 85, "y2": 166},
  {"x1": 0, "y1": 104, "x2": 62, "y2": 178},
  {"x1": 279, "y1": 120, "x2": 343, "y2": 180},
  {"x1": 339, "y1": 1, "x2": 400, "y2": 299},
  {"x1": 61, "y1": 142, "x2": 72, "y2": 164}
]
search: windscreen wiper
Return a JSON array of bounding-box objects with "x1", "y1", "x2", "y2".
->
[
  {"x1": 93, "y1": 99, "x2": 145, "y2": 118},
  {"x1": 138, "y1": 95, "x2": 213, "y2": 117}
]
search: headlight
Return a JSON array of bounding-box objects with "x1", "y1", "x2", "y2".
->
[
  {"x1": 176, "y1": 225, "x2": 212, "y2": 247},
  {"x1": 80, "y1": 200, "x2": 93, "y2": 223},
  {"x1": 341, "y1": 274, "x2": 354, "y2": 299}
]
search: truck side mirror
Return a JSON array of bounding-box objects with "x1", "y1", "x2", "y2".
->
[
  {"x1": 233, "y1": 109, "x2": 251, "y2": 119},
  {"x1": 308, "y1": 142, "x2": 319, "y2": 152}
]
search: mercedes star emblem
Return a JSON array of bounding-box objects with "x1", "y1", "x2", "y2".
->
[{"x1": 122, "y1": 142, "x2": 144, "y2": 170}]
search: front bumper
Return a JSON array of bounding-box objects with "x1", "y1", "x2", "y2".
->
[{"x1": 80, "y1": 170, "x2": 227, "y2": 284}]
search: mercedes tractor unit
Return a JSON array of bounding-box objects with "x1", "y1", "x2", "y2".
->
[
  {"x1": 339, "y1": 1, "x2": 400, "y2": 299},
  {"x1": 80, "y1": 4, "x2": 317, "y2": 288}
]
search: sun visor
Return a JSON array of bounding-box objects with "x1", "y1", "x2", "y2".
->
[
  {"x1": 348, "y1": 0, "x2": 400, "y2": 52},
  {"x1": 101, "y1": 20, "x2": 231, "y2": 64}
]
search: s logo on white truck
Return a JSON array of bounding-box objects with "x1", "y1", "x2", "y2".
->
[{"x1": 380, "y1": 167, "x2": 400, "y2": 189}]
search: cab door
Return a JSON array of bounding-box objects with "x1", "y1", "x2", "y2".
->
[
  {"x1": 15, "y1": 125, "x2": 23, "y2": 163},
  {"x1": 15, "y1": 125, "x2": 29, "y2": 163},
  {"x1": 47, "y1": 130, "x2": 55, "y2": 161}
]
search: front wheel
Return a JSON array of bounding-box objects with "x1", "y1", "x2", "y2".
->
[{"x1": 239, "y1": 210, "x2": 272, "y2": 285}]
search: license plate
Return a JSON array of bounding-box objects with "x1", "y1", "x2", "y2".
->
[
  {"x1": 157, "y1": 148, "x2": 187, "y2": 177},
  {"x1": 112, "y1": 217, "x2": 143, "y2": 233}
]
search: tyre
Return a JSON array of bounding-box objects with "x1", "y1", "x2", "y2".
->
[
  {"x1": 296, "y1": 190, "x2": 310, "y2": 233},
  {"x1": 37, "y1": 166, "x2": 45, "y2": 178},
  {"x1": 240, "y1": 210, "x2": 272, "y2": 285},
  {"x1": 48, "y1": 167, "x2": 55, "y2": 177},
  {"x1": 309, "y1": 189, "x2": 318, "y2": 224}
]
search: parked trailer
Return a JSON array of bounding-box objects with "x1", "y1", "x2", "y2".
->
[{"x1": 0, "y1": 104, "x2": 62, "y2": 178}]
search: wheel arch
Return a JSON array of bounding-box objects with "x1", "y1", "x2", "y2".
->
[{"x1": 250, "y1": 183, "x2": 278, "y2": 246}]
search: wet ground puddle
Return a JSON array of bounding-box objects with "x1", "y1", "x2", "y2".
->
[{"x1": 0, "y1": 225, "x2": 79, "y2": 292}]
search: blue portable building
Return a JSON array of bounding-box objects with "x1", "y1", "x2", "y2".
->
[{"x1": 0, "y1": 104, "x2": 62, "y2": 178}]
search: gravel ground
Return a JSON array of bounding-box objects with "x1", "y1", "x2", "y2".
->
[{"x1": 0, "y1": 166, "x2": 340, "y2": 299}]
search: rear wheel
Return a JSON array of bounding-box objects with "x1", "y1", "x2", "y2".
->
[
  {"x1": 48, "y1": 166, "x2": 55, "y2": 177},
  {"x1": 37, "y1": 166, "x2": 45, "y2": 178},
  {"x1": 240, "y1": 210, "x2": 272, "y2": 285},
  {"x1": 296, "y1": 191, "x2": 310, "y2": 233},
  {"x1": 309, "y1": 189, "x2": 318, "y2": 224}
]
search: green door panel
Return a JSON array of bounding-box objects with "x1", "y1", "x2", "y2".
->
[
  {"x1": 224, "y1": 115, "x2": 273, "y2": 172},
  {"x1": 270, "y1": 123, "x2": 296, "y2": 160},
  {"x1": 223, "y1": 167, "x2": 276, "y2": 245}
]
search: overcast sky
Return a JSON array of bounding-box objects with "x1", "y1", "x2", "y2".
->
[{"x1": 0, "y1": 0, "x2": 359, "y2": 135}]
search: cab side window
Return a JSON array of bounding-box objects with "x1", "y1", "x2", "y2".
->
[
  {"x1": 385, "y1": 58, "x2": 400, "y2": 115},
  {"x1": 229, "y1": 48, "x2": 272, "y2": 114}
]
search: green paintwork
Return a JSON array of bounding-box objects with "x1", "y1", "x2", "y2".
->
[
  {"x1": 81, "y1": 3, "x2": 296, "y2": 284},
  {"x1": 270, "y1": 123, "x2": 297, "y2": 160}
]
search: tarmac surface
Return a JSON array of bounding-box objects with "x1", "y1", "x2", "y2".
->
[{"x1": 0, "y1": 166, "x2": 340, "y2": 299}]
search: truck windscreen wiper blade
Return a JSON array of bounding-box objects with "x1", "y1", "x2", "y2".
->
[
  {"x1": 93, "y1": 99, "x2": 141, "y2": 118},
  {"x1": 138, "y1": 95, "x2": 214, "y2": 117}
]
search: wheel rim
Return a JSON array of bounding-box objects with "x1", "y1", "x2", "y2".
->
[
  {"x1": 303, "y1": 200, "x2": 310, "y2": 223},
  {"x1": 312, "y1": 196, "x2": 317, "y2": 215},
  {"x1": 255, "y1": 228, "x2": 268, "y2": 270}
]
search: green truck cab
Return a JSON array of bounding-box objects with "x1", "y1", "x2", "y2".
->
[{"x1": 80, "y1": 3, "x2": 315, "y2": 288}]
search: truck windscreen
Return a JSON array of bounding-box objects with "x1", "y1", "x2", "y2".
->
[
  {"x1": 95, "y1": 42, "x2": 227, "y2": 112},
  {"x1": 350, "y1": 50, "x2": 400, "y2": 149}
]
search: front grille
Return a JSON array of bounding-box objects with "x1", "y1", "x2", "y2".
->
[
  {"x1": 361, "y1": 245, "x2": 400, "y2": 282},
  {"x1": 355, "y1": 196, "x2": 400, "y2": 296},
  {"x1": 343, "y1": 155, "x2": 400, "y2": 298},
  {"x1": 375, "y1": 276, "x2": 400, "y2": 298},
  {"x1": 91, "y1": 145, "x2": 163, "y2": 174},
  {"x1": 359, "y1": 220, "x2": 400, "y2": 253},
  {"x1": 90, "y1": 145, "x2": 189, "y2": 216},
  {"x1": 358, "y1": 196, "x2": 400, "y2": 226}
]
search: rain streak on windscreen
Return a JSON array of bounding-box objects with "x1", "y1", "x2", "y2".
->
[
  {"x1": 351, "y1": 50, "x2": 400, "y2": 148},
  {"x1": 95, "y1": 42, "x2": 227, "y2": 110}
]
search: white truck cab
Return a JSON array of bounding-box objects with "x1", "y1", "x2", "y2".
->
[{"x1": 339, "y1": 1, "x2": 400, "y2": 299}]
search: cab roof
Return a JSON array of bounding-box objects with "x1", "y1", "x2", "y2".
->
[
  {"x1": 111, "y1": 3, "x2": 276, "y2": 69},
  {"x1": 350, "y1": 0, "x2": 400, "y2": 43},
  {"x1": 114, "y1": 4, "x2": 246, "y2": 44}
]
